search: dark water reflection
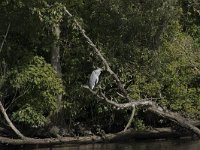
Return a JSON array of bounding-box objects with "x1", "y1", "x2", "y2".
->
[{"x1": 1, "y1": 139, "x2": 200, "y2": 150}]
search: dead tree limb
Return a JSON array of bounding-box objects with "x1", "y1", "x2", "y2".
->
[
  {"x1": 0, "y1": 24, "x2": 26, "y2": 139},
  {"x1": 100, "y1": 92, "x2": 153, "y2": 108},
  {"x1": 0, "y1": 100, "x2": 26, "y2": 139},
  {"x1": 148, "y1": 106, "x2": 200, "y2": 137},
  {"x1": 124, "y1": 106, "x2": 136, "y2": 131},
  {"x1": 84, "y1": 73, "x2": 200, "y2": 137},
  {"x1": 0, "y1": 23, "x2": 10, "y2": 53},
  {"x1": 63, "y1": 8, "x2": 127, "y2": 97},
  {"x1": 100, "y1": 96, "x2": 200, "y2": 137},
  {"x1": 64, "y1": 8, "x2": 150, "y2": 134},
  {"x1": 64, "y1": 8, "x2": 144, "y2": 131},
  {"x1": 64, "y1": 8, "x2": 200, "y2": 138}
]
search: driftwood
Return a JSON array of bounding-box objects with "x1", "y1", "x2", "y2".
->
[{"x1": 0, "y1": 128, "x2": 193, "y2": 145}]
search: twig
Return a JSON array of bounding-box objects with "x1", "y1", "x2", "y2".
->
[
  {"x1": 0, "y1": 23, "x2": 10, "y2": 53},
  {"x1": 6, "y1": 87, "x2": 31, "y2": 110}
]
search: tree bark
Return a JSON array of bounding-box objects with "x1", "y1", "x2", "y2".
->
[
  {"x1": 51, "y1": 24, "x2": 63, "y2": 110},
  {"x1": 51, "y1": 24, "x2": 62, "y2": 78},
  {"x1": 49, "y1": 24, "x2": 66, "y2": 127}
]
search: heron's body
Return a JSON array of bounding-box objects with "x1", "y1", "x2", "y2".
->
[{"x1": 89, "y1": 68, "x2": 103, "y2": 89}]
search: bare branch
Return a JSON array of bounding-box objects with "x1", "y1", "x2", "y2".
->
[
  {"x1": 6, "y1": 87, "x2": 31, "y2": 110},
  {"x1": 0, "y1": 99, "x2": 26, "y2": 139},
  {"x1": 83, "y1": 86, "x2": 200, "y2": 137},
  {"x1": 82, "y1": 86, "x2": 155, "y2": 109},
  {"x1": 0, "y1": 23, "x2": 10, "y2": 53},
  {"x1": 124, "y1": 106, "x2": 136, "y2": 131},
  {"x1": 148, "y1": 106, "x2": 200, "y2": 137},
  {"x1": 63, "y1": 8, "x2": 128, "y2": 97},
  {"x1": 100, "y1": 92, "x2": 153, "y2": 108},
  {"x1": 64, "y1": 8, "x2": 159, "y2": 132}
]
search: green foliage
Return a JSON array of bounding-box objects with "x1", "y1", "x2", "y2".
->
[
  {"x1": 180, "y1": 0, "x2": 200, "y2": 43},
  {"x1": 12, "y1": 104, "x2": 46, "y2": 127},
  {"x1": 10, "y1": 56, "x2": 64, "y2": 127},
  {"x1": 32, "y1": 2, "x2": 66, "y2": 26},
  {"x1": 133, "y1": 118, "x2": 146, "y2": 131},
  {"x1": 129, "y1": 74, "x2": 161, "y2": 99},
  {"x1": 0, "y1": 0, "x2": 199, "y2": 131},
  {"x1": 155, "y1": 23, "x2": 200, "y2": 118}
]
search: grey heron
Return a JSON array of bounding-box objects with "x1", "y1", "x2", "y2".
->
[{"x1": 89, "y1": 68, "x2": 103, "y2": 90}]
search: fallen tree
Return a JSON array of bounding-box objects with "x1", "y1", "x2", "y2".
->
[
  {"x1": 63, "y1": 8, "x2": 200, "y2": 138},
  {"x1": 1, "y1": 96, "x2": 199, "y2": 145},
  {"x1": 0, "y1": 128, "x2": 194, "y2": 145}
]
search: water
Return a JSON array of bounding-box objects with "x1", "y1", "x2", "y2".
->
[{"x1": 1, "y1": 139, "x2": 200, "y2": 150}]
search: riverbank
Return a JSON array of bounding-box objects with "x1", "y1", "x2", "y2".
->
[
  {"x1": 1, "y1": 137, "x2": 200, "y2": 150},
  {"x1": 0, "y1": 127, "x2": 198, "y2": 145}
]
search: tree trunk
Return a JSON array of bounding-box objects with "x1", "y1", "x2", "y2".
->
[
  {"x1": 50, "y1": 24, "x2": 66, "y2": 127},
  {"x1": 51, "y1": 24, "x2": 62, "y2": 109},
  {"x1": 51, "y1": 24, "x2": 62, "y2": 78}
]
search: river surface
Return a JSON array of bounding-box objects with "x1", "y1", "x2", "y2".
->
[{"x1": 1, "y1": 139, "x2": 200, "y2": 150}]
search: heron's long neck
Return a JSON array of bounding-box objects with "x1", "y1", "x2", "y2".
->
[{"x1": 95, "y1": 72, "x2": 101, "y2": 76}]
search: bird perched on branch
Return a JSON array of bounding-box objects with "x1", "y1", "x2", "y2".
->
[{"x1": 89, "y1": 68, "x2": 103, "y2": 90}]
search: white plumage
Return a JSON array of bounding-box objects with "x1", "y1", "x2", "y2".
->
[{"x1": 89, "y1": 68, "x2": 103, "y2": 89}]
